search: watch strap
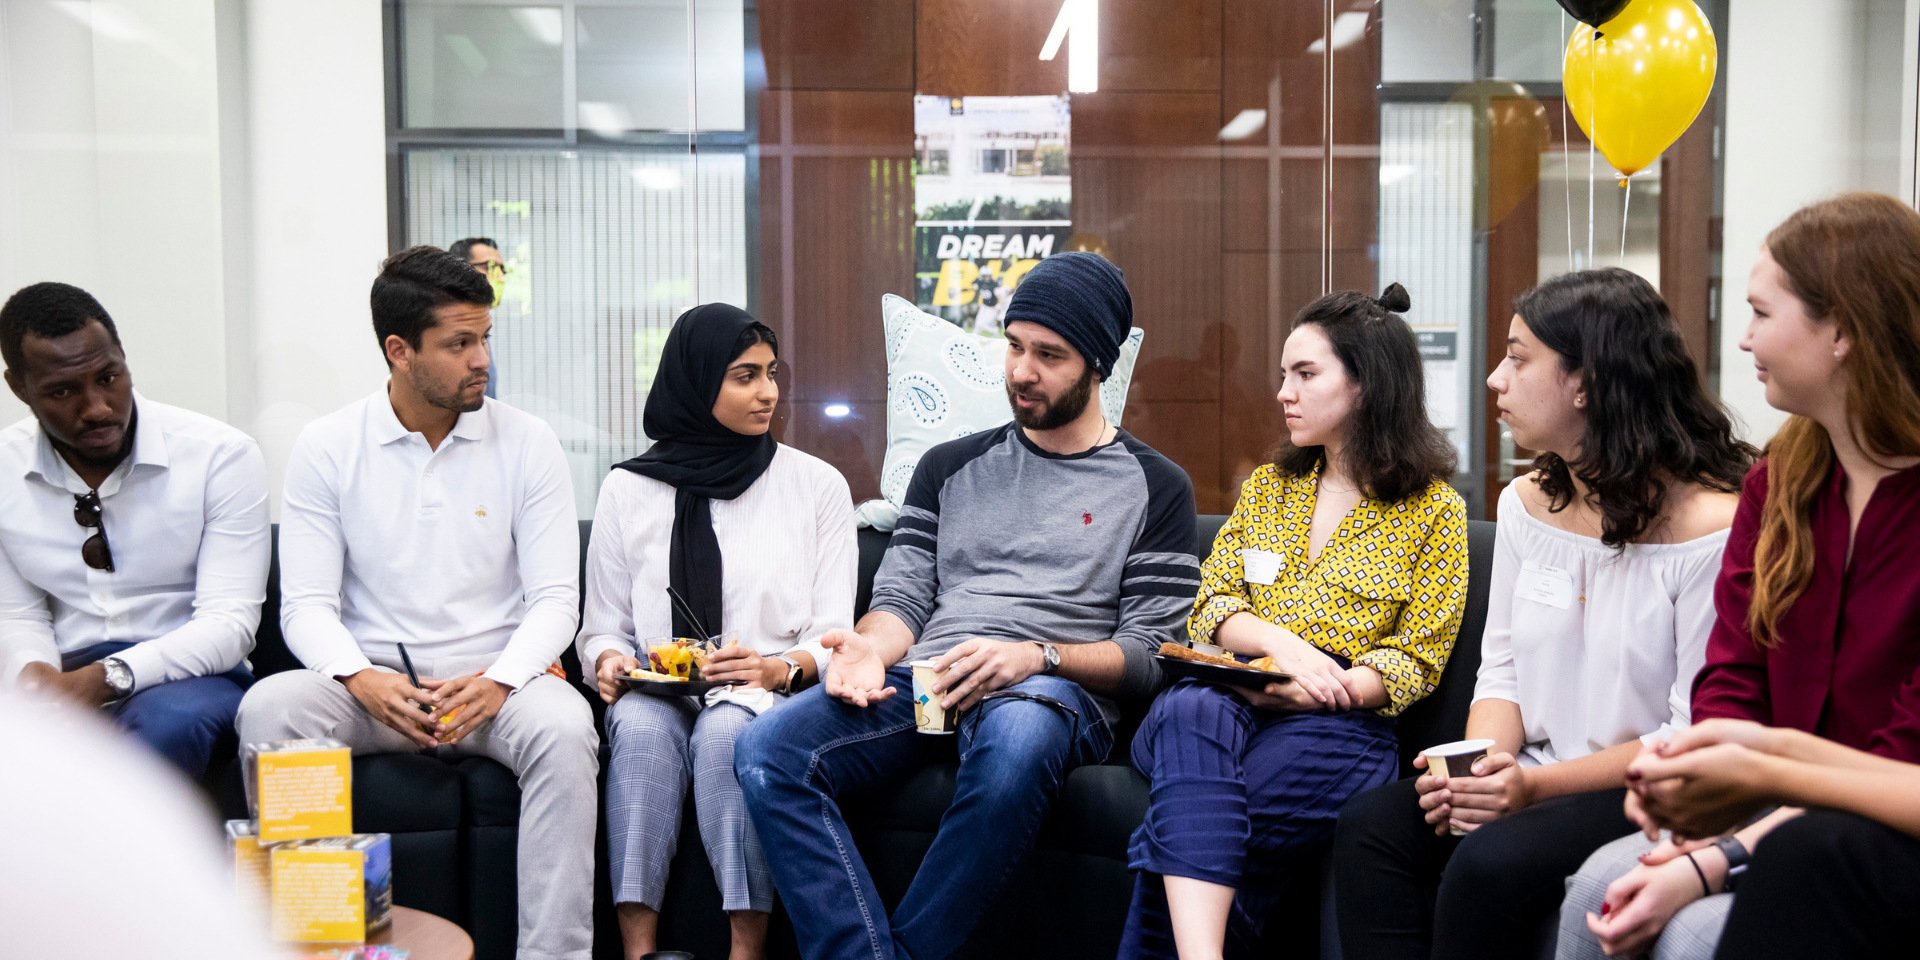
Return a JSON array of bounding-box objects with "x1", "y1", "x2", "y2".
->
[{"x1": 1713, "y1": 834, "x2": 1751, "y2": 892}]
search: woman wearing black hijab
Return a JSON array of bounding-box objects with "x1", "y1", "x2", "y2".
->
[{"x1": 577, "y1": 304, "x2": 857, "y2": 959}]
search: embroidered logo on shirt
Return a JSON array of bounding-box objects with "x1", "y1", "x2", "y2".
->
[
  {"x1": 1082, "y1": 512, "x2": 1092, "y2": 526},
  {"x1": 475, "y1": 505, "x2": 488, "y2": 517}
]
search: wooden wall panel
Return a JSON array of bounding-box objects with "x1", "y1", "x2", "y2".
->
[
  {"x1": 758, "y1": 0, "x2": 914, "y2": 91},
  {"x1": 1221, "y1": 252, "x2": 1286, "y2": 494},
  {"x1": 916, "y1": 0, "x2": 1070, "y2": 96},
  {"x1": 1071, "y1": 93, "x2": 1223, "y2": 407},
  {"x1": 1660, "y1": 99, "x2": 1716, "y2": 382},
  {"x1": 758, "y1": 90, "x2": 913, "y2": 495},
  {"x1": 1100, "y1": 0, "x2": 1222, "y2": 92},
  {"x1": 1124, "y1": 401, "x2": 1226, "y2": 514}
]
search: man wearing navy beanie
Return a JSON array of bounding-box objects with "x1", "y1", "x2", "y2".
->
[
  {"x1": 737, "y1": 251, "x2": 1201, "y2": 960},
  {"x1": 1001, "y1": 249, "x2": 1134, "y2": 380}
]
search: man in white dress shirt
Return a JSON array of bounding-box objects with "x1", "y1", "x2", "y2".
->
[
  {"x1": 0, "y1": 282, "x2": 270, "y2": 777},
  {"x1": 236, "y1": 246, "x2": 594, "y2": 960}
]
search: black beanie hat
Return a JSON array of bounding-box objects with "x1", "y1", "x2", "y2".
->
[{"x1": 1001, "y1": 251, "x2": 1132, "y2": 378}]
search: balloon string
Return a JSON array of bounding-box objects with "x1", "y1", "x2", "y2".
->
[
  {"x1": 1587, "y1": 35, "x2": 1597, "y2": 272},
  {"x1": 1620, "y1": 175, "x2": 1632, "y2": 262},
  {"x1": 1562, "y1": 8, "x2": 1574, "y2": 271}
]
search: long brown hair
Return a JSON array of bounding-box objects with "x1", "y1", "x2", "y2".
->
[{"x1": 1749, "y1": 193, "x2": 1920, "y2": 644}]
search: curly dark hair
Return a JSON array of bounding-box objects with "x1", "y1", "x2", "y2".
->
[
  {"x1": 1516, "y1": 268, "x2": 1756, "y2": 547},
  {"x1": 1272, "y1": 283, "x2": 1457, "y2": 503}
]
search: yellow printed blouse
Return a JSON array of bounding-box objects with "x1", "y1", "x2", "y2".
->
[{"x1": 1190, "y1": 463, "x2": 1470, "y2": 716}]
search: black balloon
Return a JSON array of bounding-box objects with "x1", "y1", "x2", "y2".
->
[{"x1": 1556, "y1": 0, "x2": 1631, "y2": 27}]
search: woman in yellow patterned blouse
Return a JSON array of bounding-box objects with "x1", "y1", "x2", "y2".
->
[{"x1": 1118, "y1": 283, "x2": 1470, "y2": 960}]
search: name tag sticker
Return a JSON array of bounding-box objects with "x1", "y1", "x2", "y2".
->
[
  {"x1": 1241, "y1": 548, "x2": 1283, "y2": 586},
  {"x1": 1515, "y1": 560, "x2": 1574, "y2": 609}
]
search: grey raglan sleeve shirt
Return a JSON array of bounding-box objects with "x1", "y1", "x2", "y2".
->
[{"x1": 1109, "y1": 435, "x2": 1201, "y2": 698}]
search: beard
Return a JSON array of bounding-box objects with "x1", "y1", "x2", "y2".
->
[
  {"x1": 1007, "y1": 365, "x2": 1098, "y2": 431},
  {"x1": 414, "y1": 365, "x2": 487, "y2": 413}
]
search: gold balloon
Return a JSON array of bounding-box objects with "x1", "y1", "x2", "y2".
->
[{"x1": 1563, "y1": 0, "x2": 1716, "y2": 178}]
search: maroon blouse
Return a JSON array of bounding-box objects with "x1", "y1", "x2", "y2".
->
[{"x1": 1692, "y1": 460, "x2": 1920, "y2": 762}]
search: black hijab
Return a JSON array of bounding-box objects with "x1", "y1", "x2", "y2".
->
[{"x1": 614, "y1": 304, "x2": 777, "y2": 639}]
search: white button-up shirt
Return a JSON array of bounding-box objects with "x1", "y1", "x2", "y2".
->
[
  {"x1": 278, "y1": 389, "x2": 579, "y2": 689},
  {"x1": 576, "y1": 444, "x2": 857, "y2": 678},
  {"x1": 0, "y1": 394, "x2": 270, "y2": 692}
]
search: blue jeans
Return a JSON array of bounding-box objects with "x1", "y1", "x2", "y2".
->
[
  {"x1": 64, "y1": 640, "x2": 252, "y2": 778},
  {"x1": 1120, "y1": 680, "x2": 1399, "y2": 959},
  {"x1": 735, "y1": 665, "x2": 1113, "y2": 960}
]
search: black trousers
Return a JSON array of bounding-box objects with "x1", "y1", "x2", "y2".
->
[
  {"x1": 1715, "y1": 809, "x2": 1920, "y2": 960},
  {"x1": 1331, "y1": 777, "x2": 1634, "y2": 960}
]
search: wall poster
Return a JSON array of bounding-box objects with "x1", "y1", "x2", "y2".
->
[{"x1": 913, "y1": 94, "x2": 1071, "y2": 335}]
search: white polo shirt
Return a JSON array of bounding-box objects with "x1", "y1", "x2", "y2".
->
[
  {"x1": 0, "y1": 394, "x2": 270, "y2": 692},
  {"x1": 277, "y1": 388, "x2": 580, "y2": 689}
]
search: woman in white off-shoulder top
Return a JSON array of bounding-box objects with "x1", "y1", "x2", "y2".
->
[{"x1": 1332, "y1": 268, "x2": 1756, "y2": 960}]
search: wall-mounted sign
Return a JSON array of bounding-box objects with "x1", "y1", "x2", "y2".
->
[{"x1": 913, "y1": 95, "x2": 1071, "y2": 335}]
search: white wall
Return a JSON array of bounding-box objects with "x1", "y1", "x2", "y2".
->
[
  {"x1": 0, "y1": 0, "x2": 235, "y2": 426},
  {"x1": 0, "y1": 1, "x2": 388, "y2": 515},
  {"x1": 243, "y1": 0, "x2": 389, "y2": 509},
  {"x1": 1719, "y1": 0, "x2": 1919, "y2": 445}
]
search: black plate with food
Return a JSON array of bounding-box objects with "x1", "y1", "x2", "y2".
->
[
  {"x1": 1153, "y1": 654, "x2": 1293, "y2": 690},
  {"x1": 617, "y1": 675, "x2": 749, "y2": 697}
]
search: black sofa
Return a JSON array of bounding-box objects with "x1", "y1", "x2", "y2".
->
[{"x1": 211, "y1": 516, "x2": 1496, "y2": 960}]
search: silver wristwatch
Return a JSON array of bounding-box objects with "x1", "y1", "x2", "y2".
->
[
  {"x1": 1034, "y1": 641, "x2": 1061, "y2": 676},
  {"x1": 774, "y1": 655, "x2": 804, "y2": 694},
  {"x1": 101, "y1": 656, "x2": 134, "y2": 699}
]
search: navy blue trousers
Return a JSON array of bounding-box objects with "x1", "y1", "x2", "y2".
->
[
  {"x1": 64, "y1": 640, "x2": 252, "y2": 777},
  {"x1": 1120, "y1": 680, "x2": 1399, "y2": 959}
]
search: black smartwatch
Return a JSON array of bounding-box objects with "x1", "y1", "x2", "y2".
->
[
  {"x1": 1033, "y1": 641, "x2": 1061, "y2": 676},
  {"x1": 1712, "y1": 835, "x2": 1751, "y2": 892}
]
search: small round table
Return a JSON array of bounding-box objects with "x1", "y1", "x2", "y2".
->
[
  {"x1": 379, "y1": 906, "x2": 473, "y2": 960},
  {"x1": 283, "y1": 906, "x2": 473, "y2": 960}
]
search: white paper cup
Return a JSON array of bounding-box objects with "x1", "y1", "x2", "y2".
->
[
  {"x1": 911, "y1": 660, "x2": 957, "y2": 735},
  {"x1": 1422, "y1": 738, "x2": 1496, "y2": 836}
]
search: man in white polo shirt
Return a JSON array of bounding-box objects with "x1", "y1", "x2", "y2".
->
[
  {"x1": 237, "y1": 246, "x2": 593, "y2": 960},
  {"x1": 0, "y1": 282, "x2": 270, "y2": 778}
]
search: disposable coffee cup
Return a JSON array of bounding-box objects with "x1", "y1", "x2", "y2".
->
[
  {"x1": 911, "y1": 660, "x2": 957, "y2": 735},
  {"x1": 1423, "y1": 738, "x2": 1495, "y2": 836}
]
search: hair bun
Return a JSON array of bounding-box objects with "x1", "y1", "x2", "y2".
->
[{"x1": 1376, "y1": 282, "x2": 1412, "y2": 313}]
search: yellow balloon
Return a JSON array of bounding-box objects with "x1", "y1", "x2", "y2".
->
[{"x1": 1563, "y1": 0, "x2": 1717, "y2": 178}]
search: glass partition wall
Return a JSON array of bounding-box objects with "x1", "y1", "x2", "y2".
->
[{"x1": 386, "y1": 0, "x2": 1728, "y2": 519}]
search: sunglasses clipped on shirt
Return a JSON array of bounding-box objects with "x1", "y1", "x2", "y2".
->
[{"x1": 73, "y1": 490, "x2": 115, "y2": 572}]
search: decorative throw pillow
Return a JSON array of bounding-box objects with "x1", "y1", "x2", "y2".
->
[{"x1": 855, "y1": 294, "x2": 1144, "y2": 530}]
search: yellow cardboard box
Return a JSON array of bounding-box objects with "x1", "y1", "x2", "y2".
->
[
  {"x1": 246, "y1": 738, "x2": 352, "y2": 843},
  {"x1": 227, "y1": 819, "x2": 271, "y2": 917},
  {"x1": 269, "y1": 834, "x2": 393, "y2": 943}
]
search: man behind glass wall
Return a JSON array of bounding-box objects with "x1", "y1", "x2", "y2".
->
[
  {"x1": 236, "y1": 246, "x2": 594, "y2": 960},
  {"x1": 0, "y1": 282, "x2": 270, "y2": 777},
  {"x1": 451, "y1": 236, "x2": 505, "y2": 399}
]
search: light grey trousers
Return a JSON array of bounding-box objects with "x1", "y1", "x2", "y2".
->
[
  {"x1": 604, "y1": 693, "x2": 773, "y2": 914},
  {"x1": 1556, "y1": 830, "x2": 1733, "y2": 960},
  {"x1": 236, "y1": 667, "x2": 599, "y2": 960}
]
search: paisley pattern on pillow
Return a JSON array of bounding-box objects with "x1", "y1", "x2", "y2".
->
[
  {"x1": 942, "y1": 336, "x2": 1005, "y2": 390},
  {"x1": 892, "y1": 372, "x2": 948, "y2": 428}
]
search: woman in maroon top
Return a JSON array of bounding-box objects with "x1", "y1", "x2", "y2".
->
[{"x1": 1560, "y1": 193, "x2": 1920, "y2": 960}]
